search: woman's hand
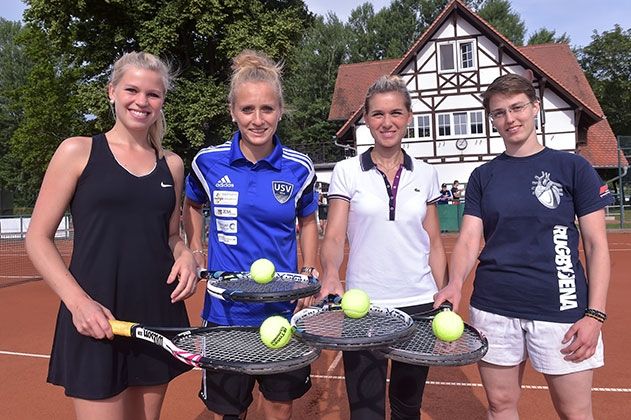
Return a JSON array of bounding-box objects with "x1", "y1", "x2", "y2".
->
[
  {"x1": 68, "y1": 296, "x2": 115, "y2": 340},
  {"x1": 168, "y1": 250, "x2": 200, "y2": 302}
]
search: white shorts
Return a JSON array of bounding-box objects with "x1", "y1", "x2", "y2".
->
[{"x1": 470, "y1": 307, "x2": 604, "y2": 375}]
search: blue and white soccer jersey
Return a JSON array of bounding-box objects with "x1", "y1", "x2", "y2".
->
[
  {"x1": 185, "y1": 132, "x2": 317, "y2": 326},
  {"x1": 464, "y1": 147, "x2": 613, "y2": 323},
  {"x1": 328, "y1": 148, "x2": 442, "y2": 307}
]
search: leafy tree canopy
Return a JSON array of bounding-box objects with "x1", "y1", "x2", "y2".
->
[{"x1": 579, "y1": 25, "x2": 631, "y2": 136}]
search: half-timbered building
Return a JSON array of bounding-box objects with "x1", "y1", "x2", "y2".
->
[{"x1": 327, "y1": 0, "x2": 625, "y2": 190}]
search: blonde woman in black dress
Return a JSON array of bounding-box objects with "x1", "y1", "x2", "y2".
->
[{"x1": 26, "y1": 52, "x2": 198, "y2": 420}]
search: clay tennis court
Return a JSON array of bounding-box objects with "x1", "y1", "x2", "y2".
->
[{"x1": 1, "y1": 233, "x2": 629, "y2": 419}]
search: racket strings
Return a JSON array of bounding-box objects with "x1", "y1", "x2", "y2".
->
[
  {"x1": 394, "y1": 319, "x2": 483, "y2": 355},
  {"x1": 214, "y1": 278, "x2": 312, "y2": 293},
  {"x1": 173, "y1": 329, "x2": 315, "y2": 364},
  {"x1": 294, "y1": 308, "x2": 414, "y2": 348}
]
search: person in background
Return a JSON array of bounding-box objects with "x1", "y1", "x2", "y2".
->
[
  {"x1": 318, "y1": 188, "x2": 329, "y2": 235},
  {"x1": 435, "y1": 73, "x2": 612, "y2": 419},
  {"x1": 182, "y1": 49, "x2": 319, "y2": 420},
  {"x1": 318, "y1": 75, "x2": 447, "y2": 420},
  {"x1": 451, "y1": 180, "x2": 462, "y2": 202},
  {"x1": 25, "y1": 51, "x2": 198, "y2": 420},
  {"x1": 438, "y1": 183, "x2": 452, "y2": 204}
]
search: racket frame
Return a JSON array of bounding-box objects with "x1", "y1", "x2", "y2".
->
[
  {"x1": 290, "y1": 303, "x2": 416, "y2": 351},
  {"x1": 382, "y1": 309, "x2": 489, "y2": 366},
  {"x1": 199, "y1": 269, "x2": 321, "y2": 302},
  {"x1": 109, "y1": 320, "x2": 320, "y2": 374}
]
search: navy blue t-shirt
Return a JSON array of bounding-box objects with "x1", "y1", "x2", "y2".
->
[{"x1": 464, "y1": 148, "x2": 613, "y2": 322}]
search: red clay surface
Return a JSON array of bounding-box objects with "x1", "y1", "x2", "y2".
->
[{"x1": 1, "y1": 233, "x2": 630, "y2": 419}]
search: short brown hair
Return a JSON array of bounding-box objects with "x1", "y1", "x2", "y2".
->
[{"x1": 482, "y1": 74, "x2": 538, "y2": 112}]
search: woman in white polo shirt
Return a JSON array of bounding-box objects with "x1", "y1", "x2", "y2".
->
[{"x1": 319, "y1": 75, "x2": 447, "y2": 420}]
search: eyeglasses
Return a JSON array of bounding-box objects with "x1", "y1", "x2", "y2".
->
[{"x1": 489, "y1": 102, "x2": 533, "y2": 121}]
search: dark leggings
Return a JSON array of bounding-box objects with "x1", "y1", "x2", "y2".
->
[{"x1": 342, "y1": 303, "x2": 433, "y2": 420}]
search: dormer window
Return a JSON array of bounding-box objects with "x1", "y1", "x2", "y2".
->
[{"x1": 438, "y1": 40, "x2": 477, "y2": 73}]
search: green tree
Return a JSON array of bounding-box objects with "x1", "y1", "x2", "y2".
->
[
  {"x1": 477, "y1": 0, "x2": 526, "y2": 45},
  {"x1": 0, "y1": 19, "x2": 34, "y2": 208},
  {"x1": 282, "y1": 14, "x2": 349, "y2": 161},
  {"x1": 8, "y1": 0, "x2": 312, "y2": 204},
  {"x1": 527, "y1": 28, "x2": 570, "y2": 45},
  {"x1": 579, "y1": 25, "x2": 631, "y2": 136}
]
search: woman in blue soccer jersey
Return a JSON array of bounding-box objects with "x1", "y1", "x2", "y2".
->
[
  {"x1": 435, "y1": 74, "x2": 612, "y2": 419},
  {"x1": 318, "y1": 75, "x2": 448, "y2": 420},
  {"x1": 25, "y1": 52, "x2": 198, "y2": 419},
  {"x1": 182, "y1": 49, "x2": 319, "y2": 420}
]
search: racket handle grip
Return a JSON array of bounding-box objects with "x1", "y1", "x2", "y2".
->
[{"x1": 109, "y1": 320, "x2": 136, "y2": 337}]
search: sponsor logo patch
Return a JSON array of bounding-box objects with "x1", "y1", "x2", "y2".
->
[
  {"x1": 272, "y1": 181, "x2": 294, "y2": 204},
  {"x1": 216, "y1": 219, "x2": 237, "y2": 234},
  {"x1": 215, "y1": 175, "x2": 234, "y2": 188},
  {"x1": 214, "y1": 207, "x2": 238, "y2": 218},
  {"x1": 213, "y1": 190, "x2": 238, "y2": 206}
]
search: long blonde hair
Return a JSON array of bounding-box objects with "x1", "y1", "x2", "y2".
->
[
  {"x1": 228, "y1": 49, "x2": 284, "y2": 112},
  {"x1": 109, "y1": 51, "x2": 172, "y2": 157}
]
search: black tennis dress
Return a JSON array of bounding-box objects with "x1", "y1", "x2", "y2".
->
[{"x1": 47, "y1": 134, "x2": 191, "y2": 399}]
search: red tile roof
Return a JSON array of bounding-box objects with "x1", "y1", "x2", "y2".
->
[{"x1": 328, "y1": 59, "x2": 399, "y2": 121}]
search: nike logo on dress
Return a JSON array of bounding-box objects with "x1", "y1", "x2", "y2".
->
[{"x1": 161, "y1": 182, "x2": 173, "y2": 188}]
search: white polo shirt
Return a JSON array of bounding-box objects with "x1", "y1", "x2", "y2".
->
[{"x1": 328, "y1": 149, "x2": 441, "y2": 307}]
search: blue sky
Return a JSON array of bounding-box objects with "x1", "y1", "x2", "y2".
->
[{"x1": 2, "y1": 0, "x2": 629, "y2": 48}]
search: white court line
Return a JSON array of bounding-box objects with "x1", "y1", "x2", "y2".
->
[
  {"x1": 326, "y1": 351, "x2": 343, "y2": 374},
  {"x1": 310, "y1": 374, "x2": 631, "y2": 393},
  {"x1": 0, "y1": 350, "x2": 50, "y2": 359},
  {"x1": 2, "y1": 351, "x2": 629, "y2": 393}
]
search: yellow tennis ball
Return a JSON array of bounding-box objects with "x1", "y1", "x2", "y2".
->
[
  {"x1": 341, "y1": 288, "x2": 371, "y2": 319},
  {"x1": 250, "y1": 258, "x2": 276, "y2": 284},
  {"x1": 259, "y1": 316, "x2": 292, "y2": 349},
  {"x1": 432, "y1": 310, "x2": 464, "y2": 342}
]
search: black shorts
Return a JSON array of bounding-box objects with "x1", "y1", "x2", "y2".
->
[{"x1": 199, "y1": 365, "x2": 312, "y2": 415}]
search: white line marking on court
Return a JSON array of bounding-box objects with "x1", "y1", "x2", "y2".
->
[
  {"x1": 310, "y1": 375, "x2": 631, "y2": 393},
  {"x1": 2, "y1": 351, "x2": 629, "y2": 393},
  {"x1": 0, "y1": 350, "x2": 50, "y2": 359},
  {"x1": 327, "y1": 352, "x2": 343, "y2": 374}
]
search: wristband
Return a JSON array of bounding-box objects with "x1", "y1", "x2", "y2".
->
[{"x1": 584, "y1": 308, "x2": 607, "y2": 322}]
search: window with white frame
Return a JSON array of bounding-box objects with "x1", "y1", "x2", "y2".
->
[
  {"x1": 405, "y1": 114, "x2": 432, "y2": 140},
  {"x1": 438, "y1": 114, "x2": 451, "y2": 136},
  {"x1": 470, "y1": 111, "x2": 484, "y2": 134},
  {"x1": 437, "y1": 110, "x2": 485, "y2": 137},
  {"x1": 439, "y1": 43, "x2": 455, "y2": 71},
  {"x1": 460, "y1": 41, "x2": 475, "y2": 69},
  {"x1": 417, "y1": 115, "x2": 431, "y2": 138},
  {"x1": 438, "y1": 40, "x2": 476, "y2": 72},
  {"x1": 454, "y1": 112, "x2": 468, "y2": 136}
]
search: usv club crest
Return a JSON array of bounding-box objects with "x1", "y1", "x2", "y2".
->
[{"x1": 272, "y1": 181, "x2": 294, "y2": 204}]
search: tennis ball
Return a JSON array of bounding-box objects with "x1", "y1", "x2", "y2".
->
[
  {"x1": 341, "y1": 288, "x2": 371, "y2": 319},
  {"x1": 259, "y1": 316, "x2": 292, "y2": 349},
  {"x1": 432, "y1": 310, "x2": 464, "y2": 342},
  {"x1": 250, "y1": 258, "x2": 276, "y2": 284}
]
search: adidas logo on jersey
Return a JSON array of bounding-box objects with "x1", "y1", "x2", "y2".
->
[{"x1": 215, "y1": 175, "x2": 234, "y2": 188}]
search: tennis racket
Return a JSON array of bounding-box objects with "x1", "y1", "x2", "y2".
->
[
  {"x1": 290, "y1": 296, "x2": 416, "y2": 350},
  {"x1": 198, "y1": 269, "x2": 321, "y2": 302},
  {"x1": 383, "y1": 305, "x2": 488, "y2": 366},
  {"x1": 109, "y1": 320, "x2": 320, "y2": 375}
]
